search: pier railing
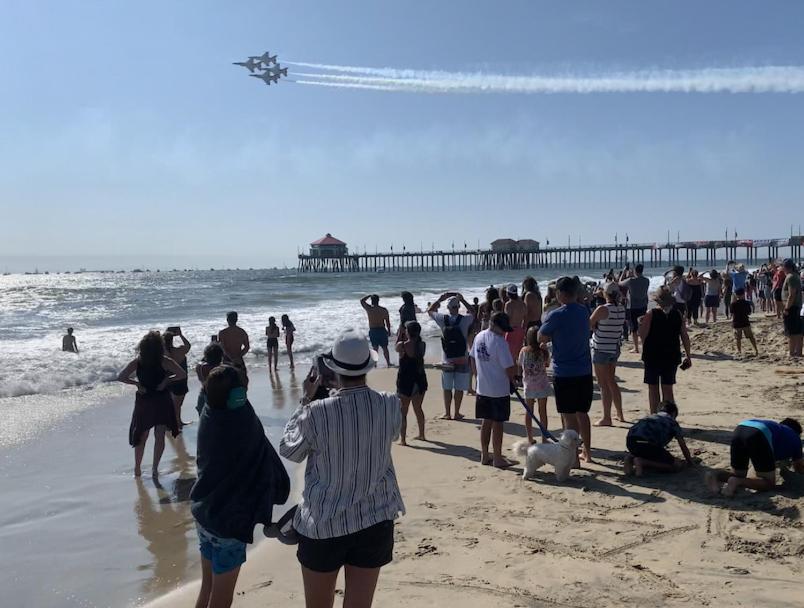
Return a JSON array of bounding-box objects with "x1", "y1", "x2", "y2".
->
[{"x1": 297, "y1": 237, "x2": 804, "y2": 273}]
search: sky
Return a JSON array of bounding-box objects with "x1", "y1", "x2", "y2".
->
[{"x1": 1, "y1": 1, "x2": 804, "y2": 270}]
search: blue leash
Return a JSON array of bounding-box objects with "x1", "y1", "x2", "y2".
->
[{"x1": 513, "y1": 387, "x2": 558, "y2": 443}]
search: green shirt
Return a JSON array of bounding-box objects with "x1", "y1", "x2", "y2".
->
[{"x1": 782, "y1": 272, "x2": 802, "y2": 309}]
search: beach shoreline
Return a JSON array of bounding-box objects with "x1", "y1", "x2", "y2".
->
[{"x1": 145, "y1": 334, "x2": 804, "y2": 607}]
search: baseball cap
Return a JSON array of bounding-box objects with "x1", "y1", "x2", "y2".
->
[
  {"x1": 783, "y1": 258, "x2": 795, "y2": 269},
  {"x1": 506, "y1": 283, "x2": 518, "y2": 295},
  {"x1": 491, "y1": 312, "x2": 513, "y2": 332}
]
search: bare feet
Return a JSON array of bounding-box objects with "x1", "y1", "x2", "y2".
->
[
  {"x1": 414, "y1": 435, "x2": 426, "y2": 441},
  {"x1": 614, "y1": 414, "x2": 627, "y2": 423},
  {"x1": 595, "y1": 418, "x2": 613, "y2": 427},
  {"x1": 151, "y1": 467, "x2": 159, "y2": 478},
  {"x1": 493, "y1": 458, "x2": 517, "y2": 469},
  {"x1": 441, "y1": 414, "x2": 452, "y2": 420},
  {"x1": 454, "y1": 413, "x2": 465, "y2": 421},
  {"x1": 134, "y1": 468, "x2": 142, "y2": 478},
  {"x1": 623, "y1": 454, "x2": 634, "y2": 476},
  {"x1": 400, "y1": 439, "x2": 407, "y2": 447},
  {"x1": 467, "y1": 389, "x2": 476, "y2": 396},
  {"x1": 722, "y1": 477, "x2": 741, "y2": 498},
  {"x1": 481, "y1": 455, "x2": 493, "y2": 466},
  {"x1": 705, "y1": 471, "x2": 723, "y2": 495}
]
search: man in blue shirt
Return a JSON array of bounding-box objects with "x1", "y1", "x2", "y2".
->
[
  {"x1": 538, "y1": 276, "x2": 593, "y2": 462},
  {"x1": 730, "y1": 263, "x2": 749, "y2": 292},
  {"x1": 706, "y1": 418, "x2": 804, "y2": 497}
]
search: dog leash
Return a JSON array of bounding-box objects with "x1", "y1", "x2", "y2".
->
[{"x1": 512, "y1": 388, "x2": 558, "y2": 443}]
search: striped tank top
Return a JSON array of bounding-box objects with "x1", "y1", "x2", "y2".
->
[{"x1": 591, "y1": 303, "x2": 626, "y2": 354}]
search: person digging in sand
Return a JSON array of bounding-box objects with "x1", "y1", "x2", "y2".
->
[
  {"x1": 705, "y1": 418, "x2": 804, "y2": 497},
  {"x1": 623, "y1": 401, "x2": 693, "y2": 476}
]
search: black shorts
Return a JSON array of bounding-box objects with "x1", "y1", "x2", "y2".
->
[
  {"x1": 704, "y1": 295, "x2": 720, "y2": 308},
  {"x1": 643, "y1": 363, "x2": 678, "y2": 386},
  {"x1": 553, "y1": 375, "x2": 593, "y2": 414},
  {"x1": 169, "y1": 380, "x2": 189, "y2": 396},
  {"x1": 672, "y1": 302, "x2": 687, "y2": 316},
  {"x1": 297, "y1": 520, "x2": 394, "y2": 573},
  {"x1": 773, "y1": 288, "x2": 783, "y2": 302},
  {"x1": 783, "y1": 310, "x2": 803, "y2": 336},
  {"x1": 626, "y1": 436, "x2": 675, "y2": 465},
  {"x1": 628, "y1": 307, "x2": 647, "y2": 333},
  {"x1": 730, "y1": 425, "x2": 774, "y2": 474},
  {"x1": 475, "y1": 395, "x2": 511, "y2": 422}
]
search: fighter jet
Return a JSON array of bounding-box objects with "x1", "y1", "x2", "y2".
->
[
  {"x1": 250, "y1": 71, "x2": 281, "y2": 85},
  {"x1": 249, "y1": 52, "x2": 277, "y2": 65},
  {"x1": 265, "y1": 65, "x2": 288, "y2": 77},
  {"x1": 232, "y1": 57, "x2": 261, "y2": 72}
]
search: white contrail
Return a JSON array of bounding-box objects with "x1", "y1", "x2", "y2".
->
[{"x1": 288, "y1": 62, "x2": 804, "y2": 94}]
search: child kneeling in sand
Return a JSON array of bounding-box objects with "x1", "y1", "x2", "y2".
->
[
  {"x1": 624, "y1": 401, "x2": 693, "y2": 476},
  {"x1": 190, "y1": 366, "x2": 289, "y2": 608},
  {"x1": 706, "y1": 418, "x2": 804, "y2": 497}
]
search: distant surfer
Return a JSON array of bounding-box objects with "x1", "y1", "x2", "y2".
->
[{"x1": 62, "y1": 328, "x2": 78, "y2": 353}]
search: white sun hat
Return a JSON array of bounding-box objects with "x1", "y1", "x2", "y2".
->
[{"x1": 322, "y1": 329, "x2": 378, "y2": 376}]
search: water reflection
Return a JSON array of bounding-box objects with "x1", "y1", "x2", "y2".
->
[{"x1": 134, "y1": 476, "x2": 195, "y2": 596}]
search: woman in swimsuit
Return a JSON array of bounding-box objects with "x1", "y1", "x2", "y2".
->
[
  {"x1": 265, "y1": 316, "x2": 280, "y2": 371},
  {"x1": 281, "y1": 314, "x2": 296, "y2": 370},
  {"x1": 478, "y1": 286, "x2": 500, "y2": 330},
  {"x1": 395, "y1": 321, "x2": 428, "y2": 446},
  {"x1": 164, "y1": 328, "x2": 191, "y2": 427}
]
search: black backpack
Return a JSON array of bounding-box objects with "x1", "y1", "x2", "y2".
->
[{"x1": 441, "y1": 315, "x2": 467, "y2": 359}]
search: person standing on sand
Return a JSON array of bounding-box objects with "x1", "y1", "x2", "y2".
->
[
  {"x1": 590, "y1": 282, "x2": 626, "y2": 426},
  {"x1": 360, "y1": 294, "x2": 392, "y2": 367},
  {"x1": 722, "y1": 271, "x2": 733, "y2": 320},
  {"x1": 117, "y1": 331, "x2": 186, "y2": 477},
  {"x1": 518, "y1": 327, "x2": 551, "y2": 444},
  {"x1": 281, "y1": 314, "x2": 296, "y2": 369},
  {"x1": 619, "y1": 264, "x2": 650, "y2": 353},
  {"x1": 706, "y1": 418, "x2": 804, "y2": 497},
  {"x1": 685, "y1": 269, "x2": 703, "y2": 325},
  {"x1": 470, "y1": 312, "x2": 517, "y2": 468},
  {"x1": 772, "y1": 263, "x2": 786, "y2": 318},
  {"x1": 62, "y1": 327, "x2": 78, "y2": 353},
  {"x1": 639, "y1": 288, "x2": 691, "y2": 414},
  {"x1": 781, "y1": 259, "x2": 803, "y2": 357},
  {"x1": 504, "y1": 284, "x2": 527, "y2": 361},
  {"x1": 479, "y1": 286, "x2": 500, "y2": 330},
  {"x1": 429, "y1": 292, "x2": 474, "y2": 420},
  {"x1": 522, "y1": 277, "x2": 543, "y2": 329},
  {"x1": 397, "y1": 291, "x2": 418, "y2": 335},
  {"x1": 395, "y1": 321, "x2": 428, "y2": 446},
  {"x1": 218, "y1": 311, "x2": 250, "y2": 385},
  {"x1": 164, "y1": 328, "x2": 191, "y2": 427},
  {"x1": 700, "y1": 270, "x2": 723, "y2": 323},
  {"x1": 731, "y1": 288, "x2": 759, "y2": 356},
  {"x1": 281, "y1": 330, "x2": 405, "y2": 608},
  {"x1": 538, "y1": 277, "x2": 594, "y2": 463}
]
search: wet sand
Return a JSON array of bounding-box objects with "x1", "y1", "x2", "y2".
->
[
  {"x1": 148, "y1": 316, "x2": 804, "y2": 607},
  {"x1": 0, "y1": 365, "x2": 304, "y2": 608}
]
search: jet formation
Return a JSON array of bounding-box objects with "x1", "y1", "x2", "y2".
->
[{"x1": 232, "y1": 51, "x2": 289, "y2": 86}]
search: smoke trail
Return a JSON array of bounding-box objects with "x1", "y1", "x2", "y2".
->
[{"x1": 288, "y1": 62, "x2": 804, "y2": 94}]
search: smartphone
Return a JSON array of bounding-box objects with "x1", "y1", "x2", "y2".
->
[
  {"x1": 680, "y1": 358, "x2": 692, "y2": 371},
  {"x1": 316, "y1": 355, "x2": 337, "y2": 386},
  {"x1": 211, "y1": 335, "x2": 218, "y2": 343},
  {"x1": 167, "y1": 326, "x2": 180, "y2": 334}
]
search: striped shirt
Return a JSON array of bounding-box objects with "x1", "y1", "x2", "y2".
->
[
  {"x1": 591, "y1": 303, "x2": 626, "y2": 354},
  {"x1": 280, "y1": 385, "x2": 406, "y2": 539}
]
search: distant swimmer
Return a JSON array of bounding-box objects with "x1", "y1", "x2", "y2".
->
[
  {"x1": 281, "y1": 314, "x2": 296, "y2": 370},
  {"x1": 218, "y1": 311, "x2": 250, "y2": 386},
  {"x1": 62, "y1": 328, "x2": 78, "y2": 353},
  {"x1": 360, "y1": 294, "x2": 392, "y2": 367}
]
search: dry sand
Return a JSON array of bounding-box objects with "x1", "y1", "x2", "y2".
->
[{"x1": 149, "y1": 315, "x2": 804, "y2": 608}]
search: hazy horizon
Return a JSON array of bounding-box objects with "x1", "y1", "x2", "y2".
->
[{"x1": 3, "y1": 1, "x2": 804, "y2": 267}]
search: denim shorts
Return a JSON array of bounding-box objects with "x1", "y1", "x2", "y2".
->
[
  {"x1": 592, "y1": 349, "x2": 619, "y2": 365},
  {"x1": 197, "y1": 523, "x2": 247, "y2": 574},
  {"x1": 441, "y1": 364, "x2": 470, "y2": 391}
]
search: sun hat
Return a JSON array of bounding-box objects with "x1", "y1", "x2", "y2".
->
[
  {"x1": 506, "y1": 283, "x2": 518, "y2": 295},
  {"x1": 491, "y1": 311, "x2": 514, "y2": 332},
  {"x1": 446, "y1": 296, "x2": 460, "y2": 309},
  {"x1": 321, "y1": 329, "x2": 377, "y2": 376}
]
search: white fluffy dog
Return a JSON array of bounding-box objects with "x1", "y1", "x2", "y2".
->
[{"x1": 513, "y1": 430, "x2": 582, "y2": 482}]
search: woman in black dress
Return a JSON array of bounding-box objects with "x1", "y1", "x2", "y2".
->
[
  {"x1": 118, "y1": 331, "x2": 187, "y2": 477},
  {"x1": 164, "y1": 328, "x2": 191, "y2": 426},
  {"x1": 395, "y1": 321, "x2": 428, "y2": 446}
]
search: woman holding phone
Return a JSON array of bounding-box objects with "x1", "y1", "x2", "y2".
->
[{"x1": 164, "y1": 327, "x2": 191, "y2": 427}]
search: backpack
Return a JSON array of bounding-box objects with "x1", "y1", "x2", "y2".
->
[{"x1": 441, "y1": 315, "x2": 467, "y2": 359}]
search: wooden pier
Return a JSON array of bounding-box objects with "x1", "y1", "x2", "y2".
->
[{"x1": 298, "y1": 237, "x2": 804, "y2": 273}]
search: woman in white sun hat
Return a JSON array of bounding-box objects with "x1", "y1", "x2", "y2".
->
[{"x1": 280, "y1": 329, "x2": 405, "y2": 608}]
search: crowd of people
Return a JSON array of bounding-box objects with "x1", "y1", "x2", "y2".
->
[{"x1": 107, "y1": 259, "x2": 803, "y2": 608}]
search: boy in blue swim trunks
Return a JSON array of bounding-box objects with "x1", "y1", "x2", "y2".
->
[
  {"x1": 706, "y1": 418, "x2": 804, "y2": 497},
  {"x1": 191, "y1": 366, "x2": 289, "y2": 607}
]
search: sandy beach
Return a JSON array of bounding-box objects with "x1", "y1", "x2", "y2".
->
[{"x1": 147, "y1": 316, "x2": 804, "y2": 608}]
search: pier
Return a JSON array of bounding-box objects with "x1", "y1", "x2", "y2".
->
[{"x1": 298, "y1": 235, "x2": 804, "y2": 273}]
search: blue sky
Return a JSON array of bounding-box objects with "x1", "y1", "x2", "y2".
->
[{"x1": 2, "y1": 1, "x2": 803, "y2": 269}]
